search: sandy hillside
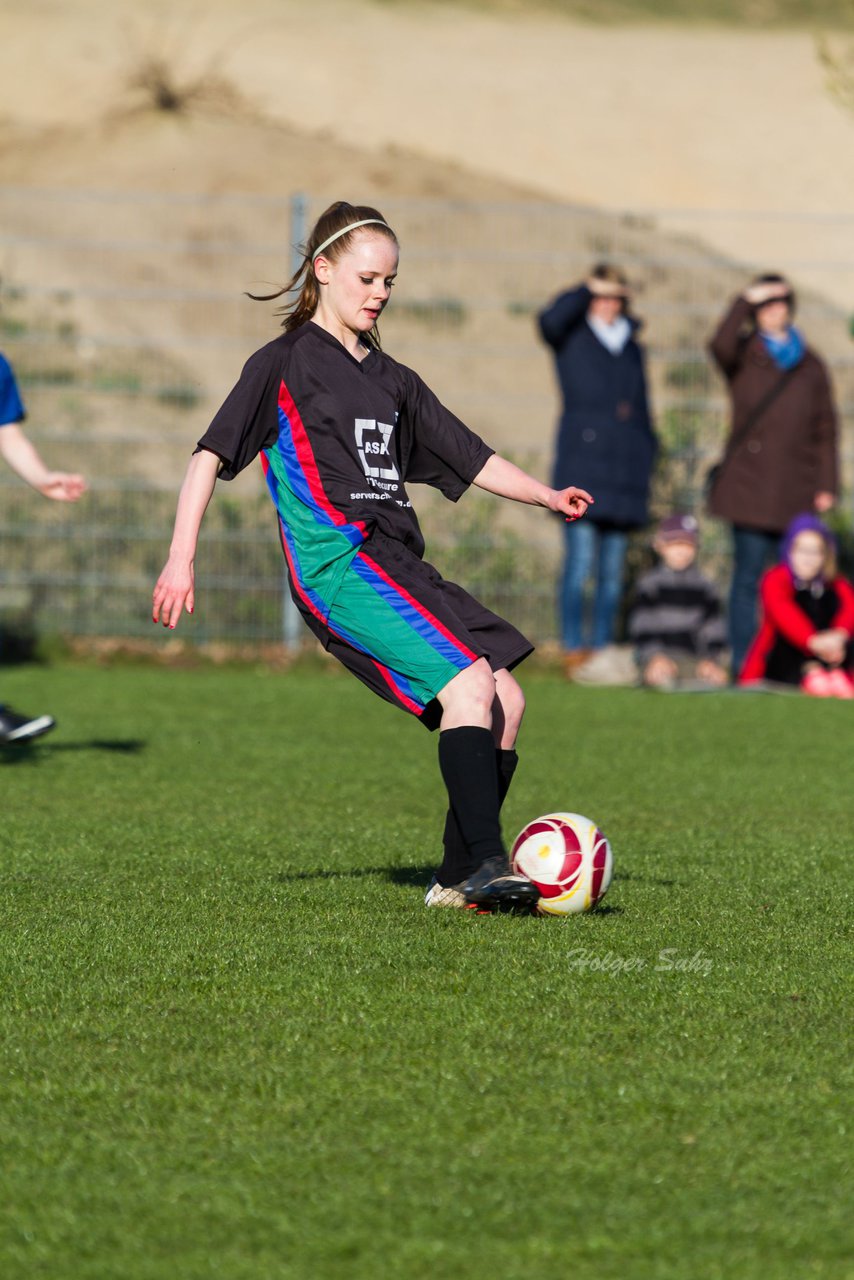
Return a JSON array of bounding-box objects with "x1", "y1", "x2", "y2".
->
[{"x1": 0, "y1": 0, "x2": 852, "y2": 307}]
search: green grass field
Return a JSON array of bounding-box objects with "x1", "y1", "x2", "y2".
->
[{"x1": 1, "y1": 661, "x2": 851, "y2": 1279}]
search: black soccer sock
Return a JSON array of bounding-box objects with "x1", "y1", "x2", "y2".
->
[
  {"x1": 496, "y1": 747, "x2": 519, "y2": 807},
  {"x1": 436, "y1": 731, "x2": 514, "y2": 886},
  {"x1": 438, "y1": 746, "x2": 519, "y2": 884}
]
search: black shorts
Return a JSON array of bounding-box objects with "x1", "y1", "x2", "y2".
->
[{"x1": 292, "y1": 530, "x2": 533, "y2": 730}]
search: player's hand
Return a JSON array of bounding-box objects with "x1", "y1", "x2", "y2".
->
[
  {"x1": 814, "y1": 491, "x2": 835, "y2": 513},
  {"x1": 152, "y1": 559, "x2": 195, "y2": 630},
  {"x1": 38, "y1": 471, "x2": 87, "y2": 502},
  {"x1": 550, "y1": 486, "x2": 593, "y2": 522},
  {"x1": 743, "y1": 281, "x2": 790, "y2": 307}
]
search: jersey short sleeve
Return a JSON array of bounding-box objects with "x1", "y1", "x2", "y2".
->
[
  {"x1": 195, "y1": 343, "x2": 281, "y2": 480},
  {"x1": 396, "y1": 364, "x2": 493, "y2": 501},
  {"x1": 0, "y1": 353, "x2": 26, "y2": 427}
]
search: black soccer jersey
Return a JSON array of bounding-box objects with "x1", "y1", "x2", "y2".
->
[{"x1": 198, "y1": 322, "x2": 493, "y2": 577}]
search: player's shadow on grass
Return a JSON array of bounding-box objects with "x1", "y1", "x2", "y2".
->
[
  {"x1": 274, "y1": 863, "x2": 421, "y2": 884},
  {"x1": 275, "y1": 864, "x2": 456, "y2": 889},
  {"x1": 0, "y1": 738, "x2": 146, "y2": 765}
]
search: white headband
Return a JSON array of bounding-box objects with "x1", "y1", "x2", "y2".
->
[{"x1": 311, "y1": 218, "x2": 392, "y2": 262}]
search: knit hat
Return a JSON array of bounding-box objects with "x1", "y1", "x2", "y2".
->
[
  {"x1": 781, "y1": 513, "x2": 835, "y2": 583},
  {"x1": 657, "y1": 513, "x2": 699, "y2": 544}
]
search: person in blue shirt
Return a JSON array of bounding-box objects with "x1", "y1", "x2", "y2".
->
[{"x1": 0, "y1": 352, "x2": 86, "y2": 744}]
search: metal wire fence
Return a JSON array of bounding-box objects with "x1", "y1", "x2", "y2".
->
[{"x1": 1, "y1": 187, "x2": 852, "y2": 649}]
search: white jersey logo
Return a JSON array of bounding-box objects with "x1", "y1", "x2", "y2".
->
[{"x1": 355, "y1": 418, "x2": 400, "y2": 483}]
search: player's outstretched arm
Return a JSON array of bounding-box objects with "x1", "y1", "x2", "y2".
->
[
  {"x1": 0, "y1": 423, "x2": 86, "y2": 500},
  {"x1": 472, "y1": 453, "x2": 592, "y2": 521},
  {"x1": 152, "y1": 448, "x2": 221, "y2": 630}
]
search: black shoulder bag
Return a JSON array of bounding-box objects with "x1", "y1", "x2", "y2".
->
[{"x1": 704, "y1": 365, "x2": 798, "y2": 503}]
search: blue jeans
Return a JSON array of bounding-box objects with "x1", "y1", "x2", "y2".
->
[
  {"x1": 730, "y1": 524, "x2": 781, "y2": 676},
  {"x1": 560, "y1": 520, "x2": 629, "y2": 651}
]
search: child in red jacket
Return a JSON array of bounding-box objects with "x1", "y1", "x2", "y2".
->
[{"x1": 740, "y1": 513, "x2": 854, "y2": 697}]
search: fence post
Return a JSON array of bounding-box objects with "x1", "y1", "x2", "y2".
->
[{"x1": 282, "y1": 193, "x2": 309, "y2": 650}]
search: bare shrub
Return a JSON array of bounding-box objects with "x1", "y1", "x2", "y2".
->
[{"x1": 121, "y1": 20, "x2": 260, "y2": 118}]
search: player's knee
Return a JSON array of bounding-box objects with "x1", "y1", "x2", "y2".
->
[
  {"x1": 495, "y1": 667, "x2": 524, "y2": 714},
  {"x1": 439, "y1": 657, "x2": 496, "y2": 720},
  {"x1": 465, "y1": 658, "x2": 498, "y2": 716},
  {"x1": 500, "y1": 678, "x2": 526, "y2": 735},
  {"x1": 510, "y1": 681, "x2": 527, "y2": 727}
]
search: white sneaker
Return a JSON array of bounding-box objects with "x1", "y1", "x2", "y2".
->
[
  {"x1": 0, "y1": 706, "x2": 56, "y2": 744},
  {"x1": 424, "y1": 876, "x2": 468, "y2": 909},
  {"x1": 572, "y1": 645, "x2": 638, "y2": 687}
]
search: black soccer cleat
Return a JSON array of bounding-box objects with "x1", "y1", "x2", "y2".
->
[
  {"x1": 0, "y1": 706, "x2": 56, "y2": 745},
  {"x1": 462, "y1": 855, "x2": 539, "y2": 913}
]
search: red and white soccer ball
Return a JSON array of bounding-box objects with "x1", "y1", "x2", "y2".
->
[{"x1": 511, "y1": 812, "x2": 613, "y2": 916}]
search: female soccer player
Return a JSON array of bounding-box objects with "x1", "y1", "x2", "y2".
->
[{"x1": 152, "y1": 201, "x2": 592, "y2": 911}]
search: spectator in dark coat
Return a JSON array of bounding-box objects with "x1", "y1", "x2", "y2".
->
[
  {"x1": 538, "y1": 264, "x2": 658, "y2": 674},
  {"x1": 708, "y1": 273, "x2": 839, "y2": 676}
]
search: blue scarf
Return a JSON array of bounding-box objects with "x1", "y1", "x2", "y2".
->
[{"x1": 761, "y1": 326, "x2": 805, "y2": 370}]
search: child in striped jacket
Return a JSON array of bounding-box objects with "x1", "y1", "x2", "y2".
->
[{"x1": 629, "y1": 513, "x2": 728, "y2": 689}]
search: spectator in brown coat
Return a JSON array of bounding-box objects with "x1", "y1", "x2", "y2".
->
[{"x1": 708, "y1": 273, "x2": 839, "y2": 675}]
